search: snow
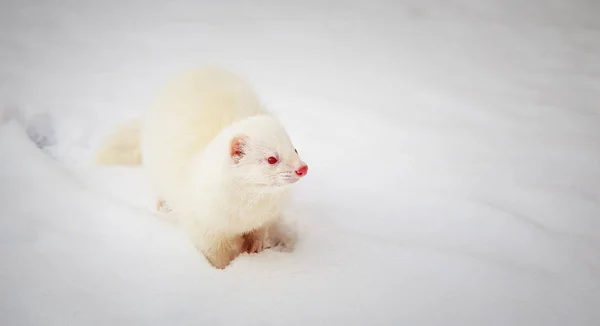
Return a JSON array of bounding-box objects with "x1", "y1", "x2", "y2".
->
[{"x1": 1, "y1": 0, "x2": 599, "y2": 325}]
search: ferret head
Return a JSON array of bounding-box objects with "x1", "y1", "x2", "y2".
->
[{"x1": 226, "y1": 116, "x2": 308, "y2": 190}]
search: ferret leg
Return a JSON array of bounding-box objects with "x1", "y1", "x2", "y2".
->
[
  {"x1": 156, "y1": 198, "x2": 171, "y2": 213},
  {"x1": 265, "y1": 221, "x2": 297, "y2": 252},
  {"x1": 198, "y1": 235, "x2": 245, "y2": 269},
  {"x1": 242, "y1": 227, "x2": 269, "y2": 254}
]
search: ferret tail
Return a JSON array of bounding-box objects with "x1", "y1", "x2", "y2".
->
[{"x1": 94, "y1": 119, "x2": 142, "y2": 165}]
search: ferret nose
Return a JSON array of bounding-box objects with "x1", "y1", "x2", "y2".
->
[{"x1": 295, "y1": 165, "x2": 308, "y2": 177}]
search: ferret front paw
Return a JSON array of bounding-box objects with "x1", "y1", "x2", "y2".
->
[
  {"x1": 267, "y1": 223, "x2": 297, "y2": 252},
  {"x1": 156, "y1": 198, "x2": 171, "y2": 213},
  {"x1": 242, "y1": 230, "x2": 268, "y2": 254},
  {"x1": 268, "y1": 237, "x2": 295, "y2": 252},
  {"x1": 196, "y1": 236, "x2": 245, "y2": 269}
]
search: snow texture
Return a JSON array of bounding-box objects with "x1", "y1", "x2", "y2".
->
[{"x1": 1, "y1": 0, "x2": 599, "y2": 325}]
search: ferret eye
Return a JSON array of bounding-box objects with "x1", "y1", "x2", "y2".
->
[
  {"x1": 294, "y1": 149, "x2": 298, "y2": 154},
  {"x1": 267, "y1": 156, "x2": 278, "y2": 165}
]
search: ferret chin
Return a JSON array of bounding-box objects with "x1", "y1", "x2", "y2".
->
[{"x1": 95, "y1": 67, "x2": 308, "y2": 269}]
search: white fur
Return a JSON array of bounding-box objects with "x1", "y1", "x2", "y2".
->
[
  {"x1": 95, "y1": 119, "x2": 142, "y2": 165},
  {"x1": 95, "y1": 67, "x2": 307, "y2": 268}
]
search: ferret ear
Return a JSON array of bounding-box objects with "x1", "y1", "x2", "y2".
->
[{"x1": 230, "y1": 135, "x2": 249, "y2": 164}]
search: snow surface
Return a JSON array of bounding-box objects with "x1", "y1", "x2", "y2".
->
[{"x1": 1, "y1": 0, "x2": 600, "y2": 325}]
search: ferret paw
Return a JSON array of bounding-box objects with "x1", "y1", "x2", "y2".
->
[
  {"x1": 242, "y1": 229, "x2": 269, "y2": 254},
  {"x1": 204, "y1": 253, "x2": 233, "y2": 270},
  {"x1": 156, "y1": 198, "x2": 171, "y2": 213},
  {"x1": 267, "y1": 224, "x2": 297, "y2": 252},
  {"x1": 196, "y1": 236, "x2": 245, "y2": 270},
  {"x1": 268, "y1": 237, "x2": 295, "y2": 252}
]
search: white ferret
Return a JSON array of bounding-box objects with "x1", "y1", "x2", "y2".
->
[{"x1": 95, "y1": 67, "x2": 308, "y2": 269}]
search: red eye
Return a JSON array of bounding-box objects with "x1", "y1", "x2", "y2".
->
[{"x1": 267, "y1": 156, "x2": 278, "y2": 165}]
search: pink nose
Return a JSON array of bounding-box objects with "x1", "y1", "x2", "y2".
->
[{"x1": 295, "y1": 165, "x2": 308, "y2": 177}]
